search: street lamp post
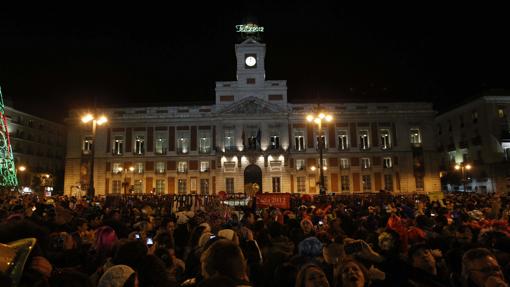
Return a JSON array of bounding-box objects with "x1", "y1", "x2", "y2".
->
[
  {"x1": 307, "y1": 111, "x2": 333, "y2": 195},
  {"x1": 18, "y1": 165, "x2": 26, "y2": 191},
  {"x1": 121, "y1": 166, "x2": 135, "y2": 196},
  {"x1": 455, "y1": 163, "x2": 472, "y2": 192},
  {"x1": 81, "y1": 114, "x2": 107, "y2": 199}
]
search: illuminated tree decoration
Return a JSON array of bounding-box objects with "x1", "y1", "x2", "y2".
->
[{"x1": 0, "y1": 86, "x2": 18, "y2": 188}]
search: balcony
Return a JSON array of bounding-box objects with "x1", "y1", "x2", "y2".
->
[
  {"x1": 199, "y1": 147, "x2": 212, "y2": 154},
  {"x1": 155, "y1": 148, "x2": 167, "y2": 155},
  {"x1": 112, "y1": 151, "x2": 124, "y2": 156}
]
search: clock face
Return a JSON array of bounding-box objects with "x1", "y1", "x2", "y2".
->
[{"x1": 245, "y1": 56, "x2": 257, "y2": 67}]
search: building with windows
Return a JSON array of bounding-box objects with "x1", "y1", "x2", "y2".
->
[
  {"x1": 435, "y1": 91, "x2": 510, "y2": 193},
  {"x1": 63, "y1": 36, "x2": 441, "y2": 195},
  {"x1": 5, "y1": 105, "x2": 66, "y2": 192}
]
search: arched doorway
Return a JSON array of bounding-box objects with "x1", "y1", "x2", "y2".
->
[{"x1": 244, "y1": 164, "x2": 262, "y2": 194}]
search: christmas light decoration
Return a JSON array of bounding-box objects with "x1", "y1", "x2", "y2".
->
[{"x1": 0, "y1": 86, "x2": 18, "y2": 188}]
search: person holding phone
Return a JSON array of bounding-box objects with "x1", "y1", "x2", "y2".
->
[{"x1": 343, "y1": 239, "x2": 384, "y2": 263}]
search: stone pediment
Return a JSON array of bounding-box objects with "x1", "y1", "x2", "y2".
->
[{"x1": 219, "y1": 96, "x2": 287, "y2": 115}]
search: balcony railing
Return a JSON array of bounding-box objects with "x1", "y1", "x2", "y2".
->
[{"x1": 155, "y1": 148, "x2": 167, "y2": 155}]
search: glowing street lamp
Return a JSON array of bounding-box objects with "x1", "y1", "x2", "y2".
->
[
  {"x1": 307, "y1": 111, "x2": 333, "y2": 195},
  {"x1": 81, "y1": 113, "x2": 108, "y2": 198},
  {"x1": 122, "y1": 166, "x2": 135, "y2": 196},
  {"x1": 454, "y1": 163, "x2": 472, "y2": 192}
]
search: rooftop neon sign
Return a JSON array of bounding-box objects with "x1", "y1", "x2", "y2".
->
[{"x1": 236, "y1": 24, "x2": 264, "y2": 33}]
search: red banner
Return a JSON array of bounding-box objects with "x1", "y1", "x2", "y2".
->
[{"x1": 256, "y1": 193, "x2": 291, "y2": 209}]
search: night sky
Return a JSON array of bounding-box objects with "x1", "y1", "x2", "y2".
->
[{"x1": 1, "y1": 3, "x2": 509, "y2": 122}]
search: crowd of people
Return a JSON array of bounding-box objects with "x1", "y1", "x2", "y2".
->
[{"x1": 1, "y1": 191, "x2": 510, "y2": 287}]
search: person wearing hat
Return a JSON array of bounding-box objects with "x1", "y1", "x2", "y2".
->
[
  {"x1": 406, "y1": 242, "x2": 450, "y2": 287},
  {"x1": 97, "y1": 264, "x2": 137, "y2": 287}
]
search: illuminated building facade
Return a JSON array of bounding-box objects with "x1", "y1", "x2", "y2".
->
[
  {"x1": 435, "y1": 91, "x2": 510, "y2": 193},
  {"x1": 5, "y1": 105, "x2": 66, "y2": 192},
  {"x1": 64, "y1": 37, "x2": 441, "y2": 195}
]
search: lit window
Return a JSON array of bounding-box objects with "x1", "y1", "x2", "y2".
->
[
  {"x1": 200, "y1": 161, "x2": 209, "y2": 172},
  {"x1": 410, "y1": 128, "x2": 421, "y2": 144},
  {"x1": 177, "y1": 131, "x2": 189, "y2": 154},
  {"x1": 113, "y1": 136, "x2": 124, "y2": 155},
  {"x1": 296, "y1": 159, "x2": 305, "y2": 171},
  {"x1": 361, "y1": 158, "x2": 370, "y2": 169},
  {"x1": 134, "y1": 162, "x2": 144, "y2": 174},
  {"x1": 82, "y1": 137, "x2": 93, "y2": 154},
  {"x1": 224, "y1": 129, "x2": 235, "y2": 151},
  {"x1": 178, "y1": 161, "x2": 188, "y2": 173},
  {"x1": 199, "y1": 130, "x2": 211, "y2": 153},
  {"x1": 338, "y1": 130, "x2": 348, "y2": 150},
  {"x1": 380, "y1": 129, "x2": 391, "y2": 149},
  {"x1": 155, "y1": 162, "x2": 165, "y2": 173},
  {"x1": 270, "y1": 135, "x2": 280, "y2": 149},
  {"x1": 359, "y1": 130, "x2": 369, "y2": 150},
  {"x1": 112, "y1": 163, "x2": 123, "y2": 174},
  {"x1": 340, "y1": 158, "x2": 350, "y2": 169},
  {"x1": 294, "y1": 130, "x2": 305, "y2": 151},
  {"x1": 134, "y1": 135, "x2": 145, "y2": 155},
  {"x1": 498, "y1": 108, "x2": 505, "y2": 118},
  {"x1": 383, "y1": 157, "x2": 392, "y2": 168},
  {"x1": 155, "y1": 133, "x2": 167, "y2": 155},
  {"x1": 316, "y1": 133, "x2": 326, "y2": 149},
  {"x1": 247, "y1": 133, "x2": 257, "y2": 150},
  {"x1": 155, "y1": 179, "x2": 165, "y2": 194}
]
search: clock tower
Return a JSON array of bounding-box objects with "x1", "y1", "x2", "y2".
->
[
  {"x1": 235, "y1": 38, "x2": 266, "y2": 88},
  {"x1": 215, "y1": 25, "x2": 287, "y2": 107}
]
